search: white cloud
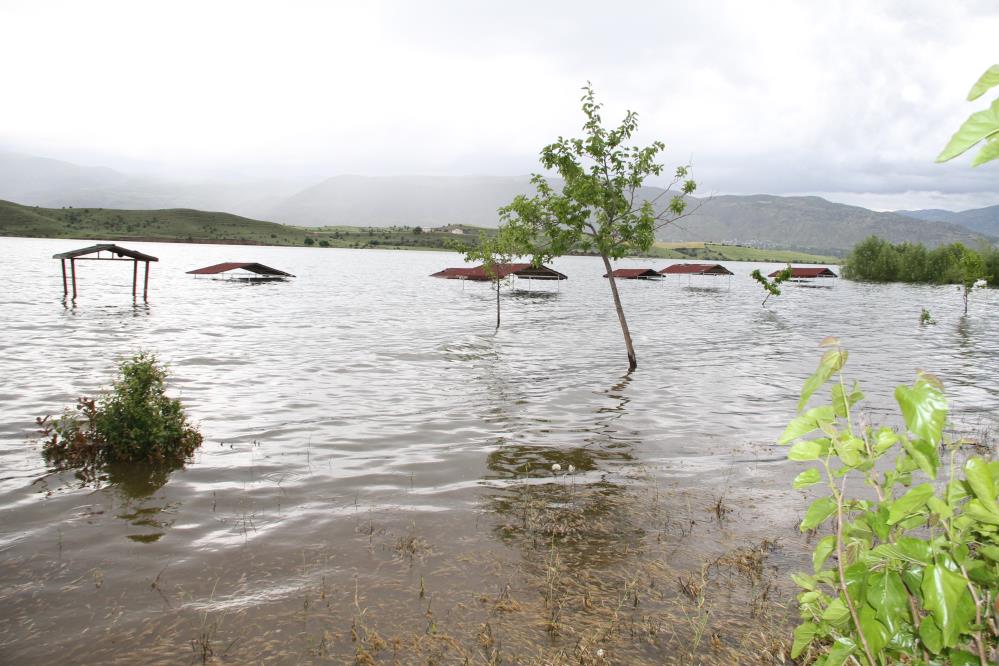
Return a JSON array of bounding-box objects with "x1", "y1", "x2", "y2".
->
[{"x1": 1, "y1": 0, "x2": 997, "y2": 209}]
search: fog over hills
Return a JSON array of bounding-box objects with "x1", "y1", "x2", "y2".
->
[
  {"x1": 0, "y1": 150, "x2": 992, "y2": 255},
  {"x1": 895, "y1": 205, "x2": 999, "y2": 238}
]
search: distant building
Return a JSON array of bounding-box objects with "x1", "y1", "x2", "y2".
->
[{"x1": 433, "y1": 225, "x2": 466, "y2": 235}]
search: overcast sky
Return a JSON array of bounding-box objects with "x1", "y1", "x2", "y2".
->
[{"x1": 2, "y1": 0, "x2": 998, "y2": 210}]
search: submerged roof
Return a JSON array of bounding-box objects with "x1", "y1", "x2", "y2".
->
[
  {"x1": 187, "y1": 262, "x2": 295, "y2": 277},
  {"x1": 52, "y1": 243, "x2": 159, "y2": 262},
  {"x1": 603, "y1": 268, "x2": 659, "y2": 279},
  {"x1": 430, "y1": 263, "x2": 567, "y2": 281},
  {"x1": 660, "y1": 263, "x2": 733, "y2": 276},
  {"x1": 769, "y1": 266, "x2": 838, "y2": 278}
]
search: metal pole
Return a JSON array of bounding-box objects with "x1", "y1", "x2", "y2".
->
[
  {"x1": 71, "y1": 259, "x2": 77, "y2": 299},
  {"x1": 61, "y1": 259, "x2": 67, "y2": 296},
  {"x1": 132, "y1": 260, "x2": 138, "y2": 299},
  {"x1": 144, "y1": 262, "x2": 150, "y2": 301}
]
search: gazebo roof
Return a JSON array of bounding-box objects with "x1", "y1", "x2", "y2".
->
[
  {"x1": 660, "y1": 263, "x2": 733, "y2": 276},
  {"x1": 187, "y1": 262, "x2": 295, "y2": 277},
  {"x1": 770, "y1": 266, "x2": 838, "y2": 278},
  {"x1": 52, "y1": 243, "x2": 159, "y2": 262}
]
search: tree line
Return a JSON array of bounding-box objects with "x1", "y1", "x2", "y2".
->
[{"x1": 843, "y1": 235, "x2": 998, "y2": 286}]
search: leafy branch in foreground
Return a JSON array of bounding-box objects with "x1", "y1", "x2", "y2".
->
[
  {"x1": 39, "y1": 353, "x2": 202, "y2": 480},
  {"x1": 937, "y1": 65, "x2": 999, "y2": 167},
  {"x1": 781, "y1": 338, "x2": 998, "y2": 665},
  {"x1": 750, "y1": 264, "x2": 792, "y2": 306}
]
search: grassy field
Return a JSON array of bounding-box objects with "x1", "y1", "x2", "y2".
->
[{"x1": 0, "y1": 199, "x2": 840, "y2": 263}]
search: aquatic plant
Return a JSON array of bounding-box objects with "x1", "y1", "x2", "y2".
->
[
  {"x1": 920, "y1": 308, "x2": 936, "y2": 325},
  {"x1": 750, "y1": 264, "x2": 792, "y2": 306},
  {"x1": 39, "y1": 352, "x2": 202, "y2": 473},
  {"x1": 780, "y1": 338, "x2": 999, "y2": 664}
]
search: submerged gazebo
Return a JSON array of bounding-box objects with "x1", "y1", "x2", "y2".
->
[
  {"x1": 770, "y1": 266, "x2": 838, "y2": 279},
  {"x1": 660, "y1": 263, "x2": 734, "y2": 276},
  {"x1": 187, "y1": 262, "x2": 296, "y2": 280},
  {"x1": 430, "y1": 263, "x2": 567, "y2": 283},
  {"x1": 53, "y1": 243, "x2": 159, "y2": 301},
  {"x1": 603, "y1": 268, "x2": 660, "y2": 280}
]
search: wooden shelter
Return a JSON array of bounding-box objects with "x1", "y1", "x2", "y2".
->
[
  {"x1": 187, "y1": 262, "x2": 295, "y2": 279},
  {"x1": 769, "y1": 266, "x2": 838, "y2": 279},
  {"x1": 603, "y1": 268, "x2": 660, "y2": 280},
  {"x1": 430, "y1": 263, "x2": 566, "y2": 282},
  {"x1": 659, "y1": 263, "x2": 733, "y2": 276},
  {"x1": 52, "y1": 243, "x2": 158, "y2": 301}
]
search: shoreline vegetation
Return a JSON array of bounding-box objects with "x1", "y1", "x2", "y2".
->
[
  {"x1": 844, "y1": 235, "x2": 998, "y2": 287},
  {"x1": 0, "y1": 198, "x2": 840, "y2": 264}
]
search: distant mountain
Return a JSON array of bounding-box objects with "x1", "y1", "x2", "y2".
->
[
  {"x1": 1, "y1": 151, "x2": 990, "y2": 254},
  {"x1": 660, "y1": 194, "x2": 987, "y2": 255},
  {"x1": 895, "y1": 204, "x2": 999, "y2": 237},
  {"x1": 0, "y1": 150, "x2": 302, "y2": 220}
]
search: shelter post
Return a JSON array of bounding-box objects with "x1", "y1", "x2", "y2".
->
[
  {"x1": 132, "y1": 260, "x2": 138, "y2": 299},
  {"x1": 143, "y1": 262, "x2": 150, "y2": 301},
  {"x1": 61, "y1": 259, "x2": 67, "y2": 296},
  {"x1": 71, "y1": 259, "x2": 77, "y2": 300}
]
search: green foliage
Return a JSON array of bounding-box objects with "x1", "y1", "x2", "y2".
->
[
  {"x1": 844, "y1": 236, "x2": 995, "y2": 288},
  {"x1": 750, "y1": 264, "x2": 792, "y2": 306},
  {"x1": 920, "y1": 308, "x2": 936, "y2": 325},
  {"x1": 938, "y1": 65, "x2": 999, "y2": 167},
  {"x1": 304, "y1": 236, "x2": 315, "y2": 246},
  {"x1": 782, "y1": 340, "x2": 999, "y2": 665},
  {"x1": 500, "y1": 83, "x2": 696, "y2": 263},
  {"x1": 40, "y1": 353, "x2": 202, "y2": 475},
  {"x1": 461, "y1": 226, "x2": 526, "y2": 328}
]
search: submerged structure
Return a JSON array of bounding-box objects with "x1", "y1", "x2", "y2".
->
[
  {"x1": 603, "y1": 268, "x2": 660, "y2": 280},
  {"x1": 659, "y1": 263, "x2": 734, "y2": 276},
  {"x1": 430, "y1": 263, "x2": 567, "y2": 282},
  {"x1": 187, "y1": 262, "x2": 295, "y2": 280},
  {"x1": 770, "y1": 266, "x2": 838, "y2": 279},
  {"x1": 53, "y1": 243, "x2": 159, "y2": 301}
]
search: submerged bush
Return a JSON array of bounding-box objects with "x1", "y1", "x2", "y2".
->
[
  {"x1": 39, "y1": 353, "x2": 202, "y2": 473},
  {"x1": 781, "y1": 339, "x2": 998, "y2": 664}
]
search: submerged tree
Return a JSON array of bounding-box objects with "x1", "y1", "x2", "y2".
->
[
  {"x1": 463, "y1": 227, "x2": 522, "y2": 329},
  {"x1": 500, "y1": 84, "x2": 696, "y2": 371},
  {"x1": 751, "y1": 265, "x2": 792, "y2": 307}
]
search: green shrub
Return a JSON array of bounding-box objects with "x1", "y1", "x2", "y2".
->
[
  {"x1": 781, "y1": 339, "x2": 998, "y2": 664},
  {"x1": 40, "y1": 353, "x2": 202, "y2": 473}
]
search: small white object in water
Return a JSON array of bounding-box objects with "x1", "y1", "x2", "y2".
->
[
  {"x1": 596, "y1": 648, "x2": 605, "y2": 658},
  {"x1": 567, "y1": 464, "x2": 576, "y2": 473},
  {"x1": 974, "y1": 278, "x2": 988, "y2": 288},
  {"x1": 551, "y1": 463, "x2": 561, "y2": 472}
]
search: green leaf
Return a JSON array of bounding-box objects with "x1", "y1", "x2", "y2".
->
[
  {"x1": 865, "y1": 571, "x2": 909, "y2": 635},
  {"x1": 887, "y1": 483, "x2": 934, "y2": 525},
  {"x1": 821, "y1": 597, "x2": 851, "y2": 626},
  {"x1": 919, "y1": 615, "x2": 943, "y2": 654},
  {"x1": 965, "y1": 499, "x2": 999, "y2": 525},
  {"x1": 874, "y1": 427, "x2": 898, "y2": 454},
  {"x1": 793, "y1": 468, "x2": 822, "y2": 489},
  {"x1": 833, "y1": 435, "x2": 864, "y2": 467},
  {"x1": 798, "y1": 366, "x2": 832, "y2": 412},
  {"x1": 901, "y1": 437, "x2": 939, "y2": 480},
  {"x1": 951, "y1": 650, "x2": 983, "y2": 666},
  {"x1": 937, "y1": 97, "x2": 999, "y2": 162},
  {"x1": 921, "y1": 563, "x2": 974, "y2": 648},
  {"x1": 789, "y1": 439, "x2": 828, "y2": 461},
  {"x1": 825, "y1": 636, "x2": 855, "y2": 666},
  {"x1": 813, "y1": 534, "x2": 836, "y2": 572},
  {"x1": 895, "y1": 380, "x2": 948, "y2": 445},
  {"x1": 964, "y1": 457, "x2": 999, "y2": 514},
  {"x1": 780, "y1": 414, "x2": 818, "y2": 444},
  {"x1": 972, "y1": 134, "x2": 999, "y2": 166},
  {"x1": 980, "y1": 545, "x2": 999, "y2": 562},
  {"x1": 790, "y1": 621, "x2": 818, "y2": 659},
  {"x1": 967, "y1": 64, "x2": 999, "y2": 100},
  {"x1": 858, "y1": 605, "x2": 890, "y2": 655},
  {"x1": 927, "y1": 494, "x2": 952, "y2": 519},
  {"x1": 801, "y1": 497, "x2": 837, "y2": 531},
  {"x1": 791, "y1": 572, "x2": 816, "y2": 590},
  {"x1": 895, "y1": 537, "x2": 932, "y2": 565}
]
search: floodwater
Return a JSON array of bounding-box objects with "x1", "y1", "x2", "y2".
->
[{"x1": 0, "y1": 236, "x2": 996, "y2": 663}]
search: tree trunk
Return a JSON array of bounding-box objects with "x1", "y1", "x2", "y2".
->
[
  {"x1": 496, "y1": 280, "x2": 501, "y2": 328},
  {"x1": 600, "y1": 253, "x2": 638, "y2": 372}
]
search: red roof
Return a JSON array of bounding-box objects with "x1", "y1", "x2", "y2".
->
[
  {"x1": 187, "y1": 262, "x2": 295, "y2": 277},
  {"x1": 769, "y1": 266, "x2": 838, "y2": 278},
  {"x1": 660, "y1": 263, "x2": 733, "y2": 275},
  {"x1": 603, "y1": 268, "x2": 659, "y2": 279},
  {"x1": 431, "y1": 263, "x2": 566, "y2": 281}
]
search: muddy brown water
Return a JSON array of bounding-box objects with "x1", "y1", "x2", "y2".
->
[{"x1": 0, "y1": 237, "x2": 996, "y2": 663}]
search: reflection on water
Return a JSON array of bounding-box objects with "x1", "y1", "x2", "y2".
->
[{"x1": 0, "y1": 237, "x2": 997, "y2": 662}]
